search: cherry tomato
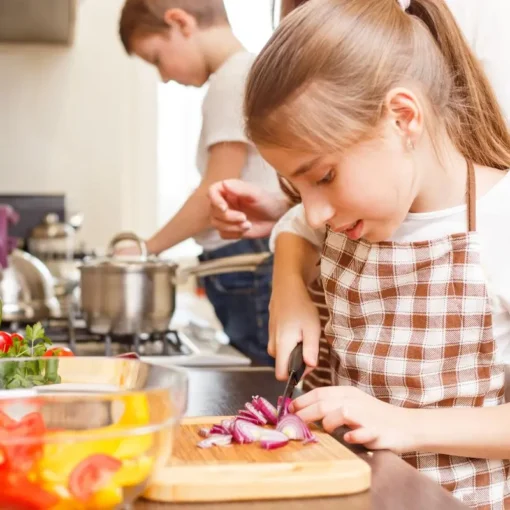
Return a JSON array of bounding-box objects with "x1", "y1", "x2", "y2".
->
[
  {"x1": 11, "y1": 332, "x2": 24, "y2": 344},
  {"x1": 0, "y1": 476, "x2": 59, "y2": 510},
  {"x1": 43, "y1": 346, "x2": 74, "y2": 357},
  {"x1": 69, "y1": 454, "x2": 122, "y2": 501},
  {"x1": 0, "y1": 331, "x2": 13, "y2": 353}
]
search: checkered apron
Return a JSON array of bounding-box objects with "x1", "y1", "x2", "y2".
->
[
  {"x1": 320, "y1": 161, "x2": 510, "y2": 509},
  {"x1": 302, "y1": 277, "x2": 333, "y2": 392}
]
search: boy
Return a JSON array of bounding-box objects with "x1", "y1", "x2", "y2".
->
[{"x1": 118, "y1": 0, "x2": 283, "y2": 366}]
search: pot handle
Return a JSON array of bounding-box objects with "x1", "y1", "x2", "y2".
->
[
  {"x1": 179, "y1": 252, "x2": 272, "y2": 282},
  {"x1": 107, "y1": 232, "x2": 148, "y2": 259}
]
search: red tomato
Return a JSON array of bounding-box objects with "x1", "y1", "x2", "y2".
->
[
  {"x1": 0, "y1": 410, "x2": 15, "y2": 428},
  {"x1": 43, "y1": 346, "x2": 74, "y2": 357},
  {"x1": 0, "y1": 477, "x2": 59, "y2": 510},
  {"x1": 0, "y1": 331, "x2": 13, "y2": 353},
  {"x1": 69, "y1": 454, "x2": 122, "y2": 501},
  {"x1": 0, "y1": 412, "x2": 46, "y2": 472},
  {"x1": 10, "y1": 332, "x2": 24, "y2": 344}
]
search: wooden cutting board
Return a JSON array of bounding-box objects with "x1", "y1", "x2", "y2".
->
[{"x1": 144, "y1": 416, "x2": 371, "y2": 503}]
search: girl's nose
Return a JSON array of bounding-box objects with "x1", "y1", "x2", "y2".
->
[{"x1": 302, "y1": 196, "x2": 335, "y2": 230}]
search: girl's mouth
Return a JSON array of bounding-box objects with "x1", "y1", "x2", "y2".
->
[{"x1": 335, "y1": 220, "x2": 363, "y2": 240}]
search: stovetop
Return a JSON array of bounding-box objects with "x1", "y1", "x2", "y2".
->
[{"x1": 4, "y1": 317, "x2": 251, "y2": 368}]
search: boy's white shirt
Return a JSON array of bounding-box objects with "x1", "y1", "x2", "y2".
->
[
  {"x1": 194, "y1": 51, "x2": 280, "y2": 252},
  {"x1": 269, "y1": 0, "x2": 510, "y2": 363}
]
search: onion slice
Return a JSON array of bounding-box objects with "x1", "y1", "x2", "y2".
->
[
  {"x1": 197, "y1": 434, "x2": 233, "y2": 448},
  {"x1": 198, "y1": 427, "x2": 210, "y2": 438},
  {"x1": 232, "y1": 419, "x2": 266, "y2": 444},
  {"x1": 210, "y1": 424, "x2": 229, "y2": 435},
  {"x1": 244, "y1": 402, "x2": 267, "y2": 425},
  {"x1": 251, "y1": 396, "x2": 278, "y2": 425},
  {"x1": 276, "y1": 414, "x2": 314, "y2": 441},
  {"x1": 259, "y1": 429, "x2": 290, "y2": 450}
]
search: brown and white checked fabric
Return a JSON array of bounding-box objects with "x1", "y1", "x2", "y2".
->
[
  {"x1": 302, "y1": 277, "x2": 333, "y2": 392},
  {"x1": 320, "y1": 161, "x2": 510, "y2": 509}
]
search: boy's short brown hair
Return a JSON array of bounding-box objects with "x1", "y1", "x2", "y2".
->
[{"x1": 119, "y1": 0, "x2": 230, "y2": 54}]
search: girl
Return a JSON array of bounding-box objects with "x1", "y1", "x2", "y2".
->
[{"x1": 242, "y1": 0, "x2": 510, "y2": 507}]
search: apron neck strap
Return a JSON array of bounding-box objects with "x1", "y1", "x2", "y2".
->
[{"x1": 466, "y1": 160, "x2": 476, "y2": 232}]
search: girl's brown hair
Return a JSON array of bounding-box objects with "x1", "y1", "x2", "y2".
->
[
  {"x1": 247, "y1": 0, "x2": 510, "y2": 170},
  {"x1": 119, "y1": 0, "x2": 229, "y2": 54}
]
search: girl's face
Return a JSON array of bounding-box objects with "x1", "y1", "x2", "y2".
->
[{"x1": 259, "y1": 119, "x2": 420, "y2": 243}]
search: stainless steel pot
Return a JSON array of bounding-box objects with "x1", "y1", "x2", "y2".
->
[{"x1": 79, "y1": 232, "x2": 271, "y2": 336}]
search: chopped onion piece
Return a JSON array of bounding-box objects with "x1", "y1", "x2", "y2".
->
[
  {"x1": 260, "y1": 430, "x2": 290, "y2": 450},
  {"x1": 251, "y1": 396, "x2": 278, "y2": 425},
  {"x1": 232, "y1": 418, "x2": 266, "y2": 444},
  {"x1": 244, "y1": 402, "x2": 267, "y2": 425},
  {"x1": 237, "y1": 414, "x2": 259, "y2": 425},
  {"x1": 221, "y1": 418, "x2": 236, "y2": 434},
  {"x1": 276, "y1": 414, "x2": 314, "y2": 441},
  {"x1": 210, "y1": 424, "x2": 229, "y2": 435},
  {"x1": 198, "y1": 427, "x2": 210, "y2": 438},
  {"x1": 197, "y1": 434, "x2": 233, "y2": 448}
]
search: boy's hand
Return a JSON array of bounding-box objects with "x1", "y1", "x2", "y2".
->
[
  {"x1": 208, "y1": 179, "x2": 290, "y2": 240},
  {"x1": 291, "y1": 386, "x2": 419, "y2": 454}
]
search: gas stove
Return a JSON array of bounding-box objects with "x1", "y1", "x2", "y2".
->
[{"x1": 4, "y1": 317, "x2": 251, "y2": 368}]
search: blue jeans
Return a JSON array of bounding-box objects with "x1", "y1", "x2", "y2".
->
[{"x1": 198, "y1": 238, "x2": 274, "y2": 367}]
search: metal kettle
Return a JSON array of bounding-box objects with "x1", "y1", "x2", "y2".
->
[{"x1": 0, "y1": 205, "x2": 61, "y2": 323}]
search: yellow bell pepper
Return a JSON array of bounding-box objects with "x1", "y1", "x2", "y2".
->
[{"x1": 112, "y1": 455, "x2": 154, "y2": 487}]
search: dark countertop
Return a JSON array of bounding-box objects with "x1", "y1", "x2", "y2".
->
[{"x1": 136, "y1": 367, "x2": 468, "y2": 510}]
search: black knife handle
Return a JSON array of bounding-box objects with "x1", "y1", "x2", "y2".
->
[{"x1": 289, "y1": 343, "x2": 306, "y2": 383}]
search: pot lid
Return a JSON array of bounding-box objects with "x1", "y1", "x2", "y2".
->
[{"x1": 30, "y1": 213, "x2": 75, "y2": 239}]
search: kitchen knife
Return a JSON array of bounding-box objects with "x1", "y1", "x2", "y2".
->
[{"x1": 277, "y1": 342, "x2": 306, "y2": 421}]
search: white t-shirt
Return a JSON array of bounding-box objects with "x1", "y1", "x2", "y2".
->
[
  {"x1": 270, "y1": 173, "x2": 510, "y2": 364},
  {"x1": 194, "y1": 51, "x2": 281, "y2": 252}
]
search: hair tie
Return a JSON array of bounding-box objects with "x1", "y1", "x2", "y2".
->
[{"x1": 397, "y1": 0, "x2": 411, "y2": 11}]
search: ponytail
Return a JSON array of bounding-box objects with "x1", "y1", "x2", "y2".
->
[{"x1": 409, "y1": 0, "x2": 510, "y2": 169}]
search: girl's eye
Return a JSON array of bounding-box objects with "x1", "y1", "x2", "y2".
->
[{"x1": 317, "y1": 169, "x2": 335, "y2": 186}]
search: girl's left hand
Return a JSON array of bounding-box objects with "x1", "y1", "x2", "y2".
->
[{"x1": 290, "y1": 386, "x2": 419, "y2": 454}]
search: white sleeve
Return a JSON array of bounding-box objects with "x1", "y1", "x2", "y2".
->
[
  {"x1": 269, "y1": 204, "x2": 326, "y2": 252},
  {"x1": 201, "y1": 57, "x2": 252, "y2": 149}
]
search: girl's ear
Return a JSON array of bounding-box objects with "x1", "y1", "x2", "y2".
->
[{"x1": 384, "y1": 88, "x2": 424, "y2": 149}]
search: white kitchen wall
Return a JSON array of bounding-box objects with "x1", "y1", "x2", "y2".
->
[{"x1": 0, "y1": 0, "x2": 159, "y2": 252}]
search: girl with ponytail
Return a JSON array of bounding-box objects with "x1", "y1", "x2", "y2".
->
[{"x1": 242, "y1": 0, "x2": 510, "y2": 507}]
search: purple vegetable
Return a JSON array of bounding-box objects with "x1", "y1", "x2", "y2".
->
[
  {"x1": 259, "y1": 429, "x2": 290, "y2": 450},
  {"x1": 197, "y1": 434, "x2": 233, "y2": 448},
  {"x1": 276, "y1": 414, "x2": 314, "y2": 441},
  {"x1": 244, "y1": 402, "x2": 267, "y2": 425},
  {"x1": 251, "y1": 396, "x2": 278, "y2": 425}
]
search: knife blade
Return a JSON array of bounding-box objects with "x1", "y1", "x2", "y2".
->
[{"x1": 277, "y1": 343, "x2": 306, "y2": 420}]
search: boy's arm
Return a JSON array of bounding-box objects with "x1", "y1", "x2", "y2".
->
[{"x1": 146, "y1": 142, "x2": 247, "y2": 255}]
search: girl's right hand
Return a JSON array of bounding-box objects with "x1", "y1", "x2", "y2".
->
[{"x1": 269, "y1": 279, "x2": 322, "y2": 381}]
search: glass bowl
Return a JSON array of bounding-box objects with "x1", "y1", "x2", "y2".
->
[{"x1": 0, "y1": 357, "x2": 188, "y2": 509}]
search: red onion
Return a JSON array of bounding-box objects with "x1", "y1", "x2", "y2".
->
[
  {"x1": 276, "y1": 414, "x2": 314, "y2": 441},
  {"x1": 195, "y1": 395, "x2": 318, "y2": 450},
  {"x1": 210, "y1": 424, "x2": 229, "y2": 435},
  {"x1": 198, "y1": 434, "x2": 233, "y2": 448},
  {"x1": 198, "y1": 427, "x2": 210, "y2": 438},
  {"x1": 221, "y1": 418, "x2": 235, "y2": 434},
  {"x1": 244, "y1": 402, "x2": 267, "y2": 425},
  {"x1": 232, "y1": 419, "x2": 266, "y2": 444},
  {"x1": 259, "y1": 430, "x2": 290, "y2": 450},
  {"x1": 251, "y1": 396, "x2": 278, "y2": 425}
]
